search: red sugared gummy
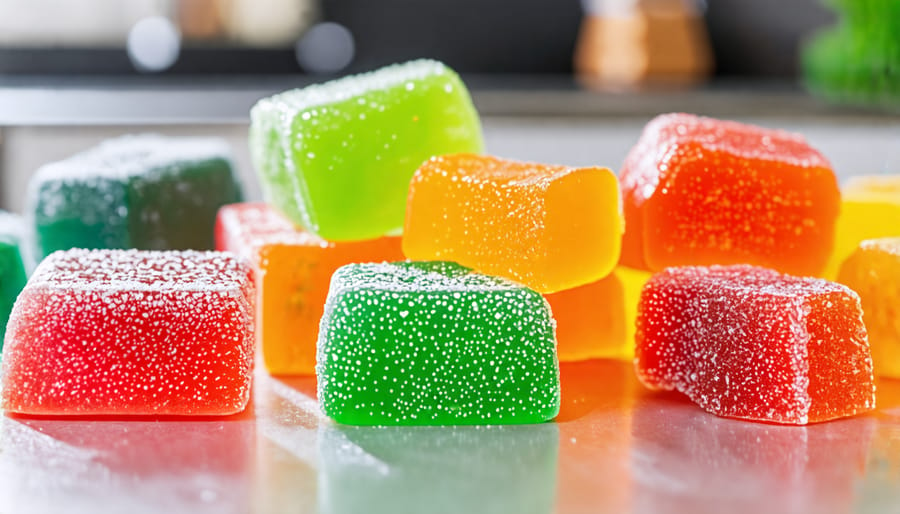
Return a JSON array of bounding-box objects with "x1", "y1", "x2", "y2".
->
[
  {"x1": 636, "y1": 265, "x2": 874, "y2": 425},
  {"x1": 620, "y1": 113, "x2": 840, "y2": 275},
  {"x1": 1, "y1": 249, "x2": 255, "y2": 416}
]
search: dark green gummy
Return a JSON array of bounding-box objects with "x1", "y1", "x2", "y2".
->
[
  {"x1": 316, "y1": 261, "x2": 560, "y2": 426},
  {"x1": 0, "y1": 215, "x2": 27, "y2": 342},
  {"x1": 30, "y1": 135, "x2": 242, "y2": 258}
]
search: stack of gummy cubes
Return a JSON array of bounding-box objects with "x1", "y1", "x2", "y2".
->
[{"x1": 226, "y1": 59, "x2": 607, "y2": 425}]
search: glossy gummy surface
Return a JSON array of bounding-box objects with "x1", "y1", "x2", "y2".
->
[{"x1": 317, "y1": 261, "x2": 560, "y2": 425}]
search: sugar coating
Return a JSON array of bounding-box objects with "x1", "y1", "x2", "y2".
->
[
  {"x1": 620, "y1": 113, "x2": 839, "y2": 275},
  {"x1": 636, "y1": 265, "x2": 875, "y2": 425},
  {"x1": 317, "y1": 261, "x2": 560, "y2": 425},
  {"x1": 838, "y1": 238, "x2": 900, "y2": 378},
  {"x1": 29, "y1": 134, "x2": 241, "y2": 258},
  {"x1": 2, "y1": 249, "x2": 255, "y2": 416},
  {"x1": 250, "y1": 59, "x2": 484, "y2": 241},
  {"x1": 403, "y1": 153, "x2": 622, "y2": 293}
]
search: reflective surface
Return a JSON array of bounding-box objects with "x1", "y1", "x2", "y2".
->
[{"x1": 2, "y1": 360, "x2": 900, "y2": 513}]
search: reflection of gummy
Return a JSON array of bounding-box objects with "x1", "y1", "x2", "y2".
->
[
  {"x1": 0, "y1": 415, "x2": 254, "y2": 514},
  {"x1": 630, "y1": 397, "x2": 874, "y2": 513},
  {"x1": 317, "y1": 423, "x2": 559, "y2": 514}
]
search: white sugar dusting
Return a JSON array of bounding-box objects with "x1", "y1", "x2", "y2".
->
[
  {"x1": 316, "y1": 261, "x2": 559, "y2": 425},
  {"x1": 635, "y1": 264, "x2": 875, "y2": 425}
]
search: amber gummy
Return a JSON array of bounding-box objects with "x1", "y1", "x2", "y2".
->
[
  {"x1": 215, "y1": 203, "x2": 403, "y2": 375},
  {"x1": 823, "y1": 175, "x2": 900, "y2": 279},
  {"x1": 838, "y1": 238, "x2": 900, "y2": 378},
  {"x1": 619, "y1": 113, "x2": 839, "y2": 276},
  {"x1": 403, "y1": 153, "x2": 622, "y2": 294}
]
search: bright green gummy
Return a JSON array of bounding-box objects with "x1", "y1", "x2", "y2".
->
[
  {"x1": 318, "y1": 423, "x2": 559, "y2": 514},
  {"x1": 250, "y1": 59, "x2": 484, "y2": 241},
  {"x1": 316, "y1": 261, "x2": 560, "y2": 426},
  {"x1": 0, "y1": 212, "x2": 28, "y2": 343},
  {"x1": 29, "y1": 135, "x2": 242, "y2": 258}
]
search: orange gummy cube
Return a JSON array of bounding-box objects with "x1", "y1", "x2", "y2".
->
[
  {"x1": 620, "y1": 113, "x2": 839, "y2": 275},
  {"x1": 838, "y1": 238, "x2": 900, "y2": 378},
  {"x1": 823, "y1": 176, "x2": 900, "y2": 279},
  {"x1": 403, "y1": 154, "x2": 622, "y2": 293},
  {"x1": 215, "y1": 203, "x2": 403, "y2": 375},
  {"x1": 546, "y1": 266, "x2": 651, "y2": 361}
]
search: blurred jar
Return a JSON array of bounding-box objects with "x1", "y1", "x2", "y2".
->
[{"x1": 574, "y1": 0, "x2": 712, "y2": 89}]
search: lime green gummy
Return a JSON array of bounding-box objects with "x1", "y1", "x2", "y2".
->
[
  {"x1": 250, "y1": 60, "x2": 484, "y2": 242},
  {"x1": 316, "y1": 261, "x2": 560, "y2": 426}
]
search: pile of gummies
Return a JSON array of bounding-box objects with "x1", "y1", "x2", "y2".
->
[{"x1": 0, "y1": 59, "x2": 896, "y2": 426}]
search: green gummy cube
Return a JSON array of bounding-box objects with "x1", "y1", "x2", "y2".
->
[
  {"x1": 318, "y1": 423, "x2": 559, "y2": 514},
  {"x1": 0, "y1": 212, "x2": 28, "y2": 342},
  {"x1": 250, "y1": 59, "x2": 484, "y2": 241},
  {"x1": 29, "y1": 135, "x2": 243, "y2": 259},
  {"x1": 316, "y1": 261, "x2": 560, "y2": 426}
]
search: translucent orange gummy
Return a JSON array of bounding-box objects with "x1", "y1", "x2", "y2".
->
[
  {"x1": 215, "y1": 203, "x2": 403, "y2": 375},
  {"x1": 620, "y1": 113, "x2": 840, "y2": 276},
  {"x1": 823, "y1": 176, "x2": 900, "y2": 279},
  {"x1": 546, "y1": 266, "x2": 651, "y2": 361},
  {"x1": 838, "y1": 238, "x2": 900, "y2": 378},
  {"x1": 403, "y1": 154, "x2": 622, "y2": 294}
]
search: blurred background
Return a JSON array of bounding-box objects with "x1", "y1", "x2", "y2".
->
[
  {"x1": 0, "y1": 0, "x2": 897, "y2": 212},
  {"x1": 0, "y1": 0, "x2": 839, "y2": 77}
]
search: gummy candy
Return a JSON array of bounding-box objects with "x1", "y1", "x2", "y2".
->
[
  {"x1": 619, "y1": 113, "x2": 839, "y2": 276},
  {"x1": 838, "y1": 238, "x2": 900, "y2": 378},
  {"x1": 403, "y1": 153, "x2": 622, "y2": 293},
  {"x1": 0, "y1": 211, "x2": 28, "y2": 341},
  {"x1": 29, "y1": 135, "x2": 242, "y2": 259},
  {"x1": 2, "y1": 249, "x2": 254, "y2": 416},
  {"x1": 215, "y1": 203, "x2": 403, "y2": 375},
  {"x1": 823, "y1": 175, "x2": 900, "y2": 279},
  {"x1": 546, "y1": 275, "x2": 625, "y2": 362},
  {"x1": 636, "y1": 264, "x2": 875, "y2": 424},
  {"x1": 317, "y1": 261, "x2": 560, "y2": 425},
  {"x1": 250, "y1": 59, "x2": 483, "y2": 241},
  {"x1": 547, "y1": 266, "x2": 651, "y2": 362}
]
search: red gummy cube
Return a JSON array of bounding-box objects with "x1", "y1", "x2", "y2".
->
[
  {"x1": 636, "y1": 265, "x2": 875, "y2": 425},
  {"x1": 620, "y1": 113, "x2": 840, "y2": 275},
  {"x1": 1, "y1": 249, "x2": 255, "y2": 416}
]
